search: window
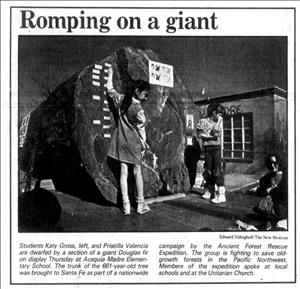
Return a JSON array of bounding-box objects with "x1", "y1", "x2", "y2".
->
[{"x1": 222, "y1": 113, "x2": 254, "y2": 161}]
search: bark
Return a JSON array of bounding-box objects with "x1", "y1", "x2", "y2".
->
[{"x1": 20, "y1": 47, "x2": 197, "y2": 204}]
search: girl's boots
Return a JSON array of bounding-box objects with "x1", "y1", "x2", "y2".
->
[{"x1": 211, "y1": 186, "x2": 226, "y2": 204}]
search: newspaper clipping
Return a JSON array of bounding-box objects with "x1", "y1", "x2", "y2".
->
[{"x1": 0, "y1": 1, "x2": 298, "y2": 287}]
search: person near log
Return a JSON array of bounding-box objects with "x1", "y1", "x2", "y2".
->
[
  {"x1": 184, "y1": 135, "x2": 201, "y2": 190},
  {"x1": 252, "y1": 155, "x2": 283, "y2": 196},
  {"x1": 106, "y1": 66, "x2": 151, "y2": 215},
  {"x1": 252, "y1": 155, "x2": 287, "y2": 230},
  {"x1": 196, "y1": 103, "x2": 226, "y2": 204}
]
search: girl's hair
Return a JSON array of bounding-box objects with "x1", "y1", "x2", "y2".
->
[
  {"x1": 265, "y1": 155, "x2": 279, "y2": 170},
  {"x1": 134, "y1": 79, "x2": 151, "y2": 92},
  {"x1": 121, "y1": 79, "x2": 150, "y2": 114},
  {"x1": 207, "y1": 103, "x2": 225, "y2": 117}
]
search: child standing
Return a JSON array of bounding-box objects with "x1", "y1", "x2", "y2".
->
[
  {"x1": 197, "y1": 103, "x2": 226, "y2": 204},
  {"x1": 106, "y1": 67, "x2": 151, "y2": 215}
]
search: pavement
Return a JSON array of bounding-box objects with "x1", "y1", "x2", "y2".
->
[{"x1": 37, "y1": 173, "x2": 264, "y2": 232}]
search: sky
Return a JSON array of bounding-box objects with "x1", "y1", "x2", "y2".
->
[{"x1": 19, "y1": 36, "x2": 287, "y2": 113}]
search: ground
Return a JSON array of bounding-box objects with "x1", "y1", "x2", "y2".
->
[
  {"x1": 56, "y1": 190, "x2": 263, "y2": 232},
  {"x1": 36, "y1": 174, "x2": 264, "y2": 232}
]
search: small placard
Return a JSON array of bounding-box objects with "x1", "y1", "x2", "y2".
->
[
  {"x1": 149, "y1": 60, "x2": 173, "y2": 88},
  {"x1": 94, "y1": 64, "x2": 103, "y2": 70},
  {"x1": 92, "y1": 95, "x2": 101, "y2": 101},
  {"x1": 92, "y1": 81, "x2": 100, "y2": 87},
  {"x1": 93, "y1": 120, "x2": 101, "y2": 125},
  {"x1": 186, "y1": 136, "x2": 193, "y2": 146},
  {"x1": 186, "y1": 114, "x2": 194, "y2": 130},
  {"x1": 92, "y1": 69, "x2": 100, "y2": 74}
]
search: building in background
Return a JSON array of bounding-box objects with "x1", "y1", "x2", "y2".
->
[{"x1": 193, "y1": 86, "x2": 287, "y2": 175}]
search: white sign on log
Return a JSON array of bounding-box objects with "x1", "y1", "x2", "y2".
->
[
  {"x1": 149, "y1": 60, "x2": 174, "y2": 88},
  {"x1": 186, "y1": 114, "x2": 194, "y2": 130}
]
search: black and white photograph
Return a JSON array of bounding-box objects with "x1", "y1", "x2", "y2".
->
[
  {"x1": 1, "y1": 2, "x2": 298, "y2": 286},
  {"x1": 18, "y1": 36, "x2": 288, "y2": 233}
]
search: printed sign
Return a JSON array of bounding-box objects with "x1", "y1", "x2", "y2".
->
[
  {"x1": 186, "y1": 114, "x2": 194, "y2": 130},
  {"x1": 149, "y1": 60, "x2": 174, "y2": 87}
]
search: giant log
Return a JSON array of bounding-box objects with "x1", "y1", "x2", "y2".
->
[{"x1": 19, "y1": 47, "x2": 196, "y2": 204}]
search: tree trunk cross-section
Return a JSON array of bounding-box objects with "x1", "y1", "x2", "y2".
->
[{"x1": 20, "y1": 47, "x2": 197, "y2": 204}]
